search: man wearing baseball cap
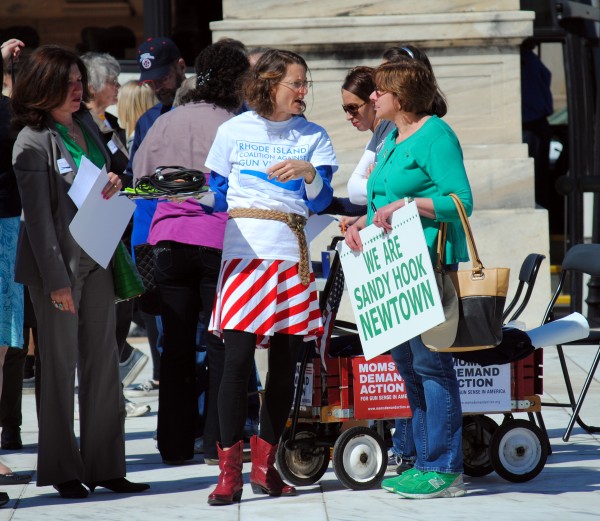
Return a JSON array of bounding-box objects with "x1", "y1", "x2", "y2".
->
[
  {"x1": 137, "y1": 37, "x2": 186, "y2": 108},
  {"x1": 125, "y1": 37, "x2": 187, "y2": 177},
  {"x1": 123, "y1": 38, "x2": 186, "y2": 424}
]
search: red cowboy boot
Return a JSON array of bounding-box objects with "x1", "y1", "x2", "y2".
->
[
  {"x1": 207, "y1": 440, "x2": 244, "y2": 505},
  {"x1": 250, "y1": 435, "x2": 296, "y2": 496}
]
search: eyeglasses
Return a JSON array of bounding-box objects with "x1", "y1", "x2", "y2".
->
[
  {"x1": 373, "y1": 89, "x2": 390, "y2": 98},
  {"x1": 279, "y1": 80, "x2": 313, "y2": 91},
  {"x1": 106, "y1": 77, "x2": 120, "y2": 87},
  {"x1": 341, "y1": 101, "x2": 367, "y2": 117}
]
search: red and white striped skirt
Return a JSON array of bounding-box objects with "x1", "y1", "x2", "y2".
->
[{"x1": 209, "y1": 258, "x2": 323, "y2": 348}]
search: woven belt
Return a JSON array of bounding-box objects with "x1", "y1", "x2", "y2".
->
[{"x1": 228, "y1": 208, "x2": 310, "y2": 286}]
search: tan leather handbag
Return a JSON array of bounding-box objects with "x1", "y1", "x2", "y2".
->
[{"x1": 426, "y1": 194, "x2": 510, "y2": 353}]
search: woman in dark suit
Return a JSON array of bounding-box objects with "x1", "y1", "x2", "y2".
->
[{"x1": 11, "y1": 45, "x2": 149, "y2": 499}]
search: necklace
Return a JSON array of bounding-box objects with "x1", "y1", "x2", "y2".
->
[{"x1": 67, "y1": 121, "x2": 78, "y2": 142}]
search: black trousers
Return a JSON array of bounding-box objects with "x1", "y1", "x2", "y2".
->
[
  {"x1": 154, "y1": 241, "x2": 223, "y2": 461},
  {"x1": 0, "y1": 342, "x2": 26, "y2": 428},
  {"x1": 219, "y1": 330, "x2": 301, "y2": 447},
  {"x1": 115, "y1": 300, "x2": 134, "y2": 362},
  {"x1": 139, "y1": 310, "x2": 161, "y2": 382}
]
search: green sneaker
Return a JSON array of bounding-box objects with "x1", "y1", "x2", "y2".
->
[
  {"x1": 394, "y1": 471, "x2": 466, "y2": 499},
  {"x1": 381, "y1": 468, "x2": 422, "y2": 492}
]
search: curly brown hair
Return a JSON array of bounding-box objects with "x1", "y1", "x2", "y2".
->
[
  {"x1": 244, "y1": 49, "x2": 309, "y2": 117},
  {"x1": 11, "y1": 45, "x2": 90, "y2": 131},
  {"x1": 179, "y1": 42, "x2": 250, "y2": 112},
  {"x1": 373, "y1": 59, "x2": 436, "y2": 115}
]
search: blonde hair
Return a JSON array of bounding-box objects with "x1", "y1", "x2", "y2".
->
[{"x1": 117, "y1": 80, "x2": 158, "y2": 144}]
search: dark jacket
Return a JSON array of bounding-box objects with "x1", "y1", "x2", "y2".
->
[
  {"x1": 91, "y1": 110, "x2": 130, "y2": 183},
  {"x1": 0, "y1": 95, "x2": 21, "y2": 218},
  {"x1": 12, "y1": 106, "x2": 111, "y2": 293}
]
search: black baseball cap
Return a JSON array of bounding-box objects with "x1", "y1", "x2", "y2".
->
[{"x1": 137, "y1": 37, "x2": 181, "y2": 82}]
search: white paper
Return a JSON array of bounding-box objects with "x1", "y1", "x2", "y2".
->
[
  {"x1": 527, "y1": 312, "x2": 590, "y2": 348},
  {"x1": 69, "y1": 172, "x2": 136, "y2": 268},
  {"x1": 305, "y1": 214, "x2": 337, "y2": 243},
  {"x1": 67, "y1": 156, "x2": 104, "y2": 209}
]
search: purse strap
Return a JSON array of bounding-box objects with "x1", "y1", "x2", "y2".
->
[
  {"x1": 434, "y1": 222, "x2": 448, "y2": 272},
  {"x1": 448, "y1": 193, "x2": 485, "y2": 277}
]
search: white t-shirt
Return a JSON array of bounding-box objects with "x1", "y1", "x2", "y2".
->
[
  {"x1": 205, "y1": 111, "x2": 338, "y2": 262},
  {"x1": 347, "y1": 120, "x2": 395, "y2": 205}
]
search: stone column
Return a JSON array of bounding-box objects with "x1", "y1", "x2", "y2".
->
[{"x1": 211, "y1": 1, "x2": 550, "y2": 327}]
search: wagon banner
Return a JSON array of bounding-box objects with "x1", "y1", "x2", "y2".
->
[
  {"x1": 293, "y1": 362, "x2": 314, "y2": 407},
  {"x1": 455, "y1": 359, "x2": 511, "y2": 413},
  {"x1": 338, "y1": 202, "x2": 444, "y2": 360},
  {"x1": 352, "y1": 355, "x2": 411, "y2": 419}
]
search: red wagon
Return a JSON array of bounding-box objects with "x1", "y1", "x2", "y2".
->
[{"x1": 276, "y1": 241, "x2": 549, "y2": 489}]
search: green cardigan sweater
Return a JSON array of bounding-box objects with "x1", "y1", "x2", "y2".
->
[{"x1": 366, "y1": 115, "x2": 473, "y2": 265}]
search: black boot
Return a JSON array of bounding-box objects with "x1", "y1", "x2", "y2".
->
[{"x1": 1, "y1": 426, "x2": 22, "y2": 450}]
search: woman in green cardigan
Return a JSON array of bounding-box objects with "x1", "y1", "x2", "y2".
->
[{"x1": 345, "y1": 56, "x2": 473, "y2": 500}]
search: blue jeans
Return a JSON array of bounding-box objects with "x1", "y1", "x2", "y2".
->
[
  {"x1": 391, "y1": 419, "x2": 416, "y2": 464},
  {"x1": 390, "y1": 336, "x2": 463, "y2": 474}
]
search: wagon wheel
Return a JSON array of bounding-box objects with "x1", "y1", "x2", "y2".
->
[
  {"x1": 276, "y1": 426, "x2": 330, "y2": 486},
  {"x1": 462, "y1": 415, "x2": 498, "y2": 477},
  {"x1": 331, "y1": 426, "x2": 387, "y2": 490},
  {"x1": 489, "y1": 419, "x2": 548, "y2": 483}
]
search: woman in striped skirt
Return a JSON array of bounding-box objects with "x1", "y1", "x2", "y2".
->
[{"x1": 205, "y1": 48, "x2": 337, "y2": 505}]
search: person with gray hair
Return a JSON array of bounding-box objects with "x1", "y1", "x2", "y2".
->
[
  {"x1": 80, "y1": 52, "x2": 129, "y2": 177},
  {"x1": 81, "y1": 52, "x2": 120, "y2": 99},
  {"x1": 80, "y1": 51, "x2": 150, "y2": 419}
]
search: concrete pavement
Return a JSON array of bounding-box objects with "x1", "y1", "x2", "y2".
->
[{"x1": 1, "y1": 337, "x2": 599, "y2": 520}]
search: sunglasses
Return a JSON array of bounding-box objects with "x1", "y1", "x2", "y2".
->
[{"x1": 341, "y1": 101, "x2": 367, "y2": 117}]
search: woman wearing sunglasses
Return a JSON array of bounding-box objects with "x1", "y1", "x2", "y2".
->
[
  {"x1": 340, "y1": 46, "x2": 447, "y2": 227},
  {"x1": 342, "y1": 66, "x2": 395, "y2": 211}
]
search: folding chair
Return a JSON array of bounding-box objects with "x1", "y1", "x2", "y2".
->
[
  {"x1": 504, "y1": 253, "x2": 550, "y2": 452},
  {"x1": 540, "y1": 243, "x2": 600, "y2": 441},
  {"x1": 503, "y1": 253, "x2": 546, "y2": 323}
]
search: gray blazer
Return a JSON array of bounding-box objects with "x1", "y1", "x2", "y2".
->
[{"x1": 12, "y1": 108, "x2": 111, "y2": 294}]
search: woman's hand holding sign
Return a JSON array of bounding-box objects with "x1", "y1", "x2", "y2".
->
[
  {"x1": 372, "y1": 201, "x2": 401, "y2": 233},
  {"x1": 345, "y1": 215, "x2": 367, "y2": 252}
]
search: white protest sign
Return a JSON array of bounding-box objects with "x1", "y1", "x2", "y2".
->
[
  {"x1": 294, "y1": 362, "x2": 314, "y2": 407},
  {"x1": 337, "y1": 202, "x2": 444, "y2": 360},
  {"x1": 454, "y1": 359, "x2": 511, "y2": 413}
]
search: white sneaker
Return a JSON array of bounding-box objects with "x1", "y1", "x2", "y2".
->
[
  {"x1": 22, "y1": 377, "x2": 36, "y2": 395},
  {"x1": 125, "y1": 380, "x2": 159, "y2": 398},
  {"x1": 119, "y1": 349, "x2": 149, "y2": 388},
  {"x1": 125, "y1": 399, "x2": 151, "y2": 418}
]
